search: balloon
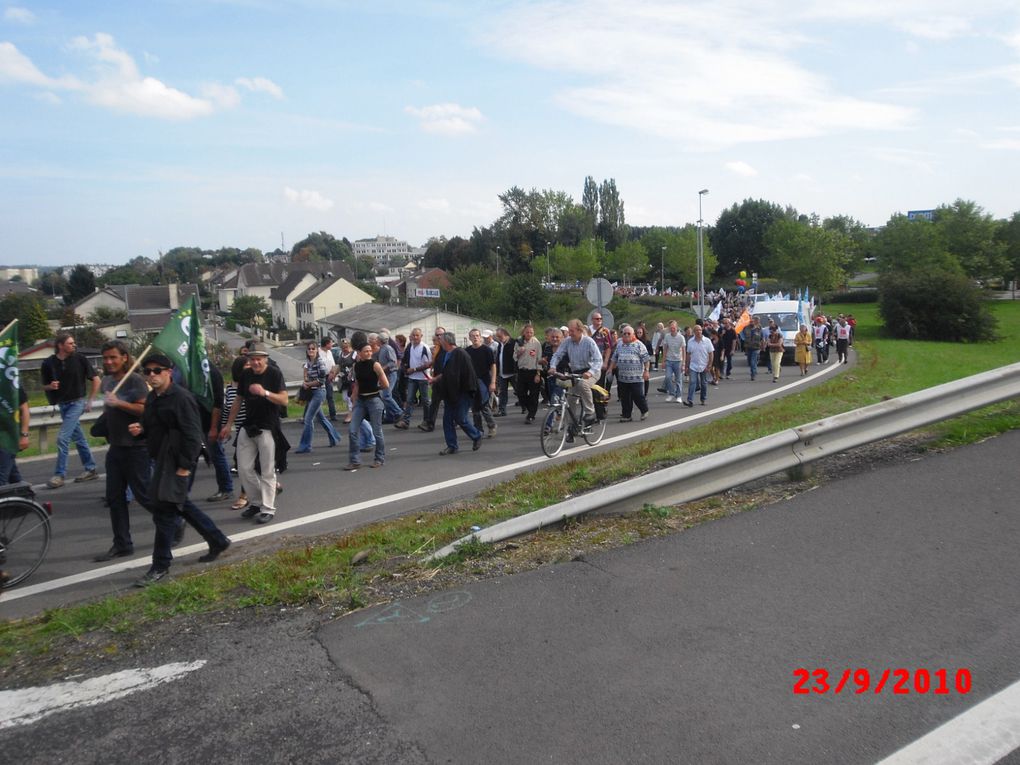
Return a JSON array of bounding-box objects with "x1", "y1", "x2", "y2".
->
[
  {"x1": 737, "y1": 286, "x2": 746, "y2": 293},
  {"x1": 734, "y1": 278, "x2": 747, "y2": 287},
  {"x1": 739, "y1": 270, "x2": 747, "y2": 279}
]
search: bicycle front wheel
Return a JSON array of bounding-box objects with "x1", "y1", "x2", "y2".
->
[
  {"x1": 0, "y1": 498, "x2": 52, "y2": 588},
  {"x1": 583, "y1": 416, "x2": 607, "y2": 446},
  {"x1": 540, "y1": 407, "x2": 568, "y2": 458}
]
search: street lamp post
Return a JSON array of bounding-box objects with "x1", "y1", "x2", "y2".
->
[
  {"x1": 697, "y1": 188, "x2": 709, "y2": 319},
  {"x1": 546, "y1": 241, "x2": 551, "y2": 285},
  {"x1": 496, "y1": 245, "x2": 501, "y2": 280},
  {"x1": 661, "y1": 246, "x2": 666, "y2": 296}
]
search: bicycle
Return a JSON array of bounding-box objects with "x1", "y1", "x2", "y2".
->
[
  {"x1": 0, "y1": 481, "x2": 53, "y2": 589},
  {"x1": 540, "y1": 373, "x2": 607, "y2": 458}
]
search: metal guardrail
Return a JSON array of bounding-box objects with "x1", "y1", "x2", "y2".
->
[{"x1": 430, "y1": 361, "x2": 1020, "y2": 560}]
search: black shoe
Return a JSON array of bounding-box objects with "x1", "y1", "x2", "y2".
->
[
  {"x1": 656, "y1": 387, "x2": 666, "y2": 393},
  {"x1": 199, "y1": 539, "x2": 231, "y2": 563},
  {"x1": 525, "y1": 416, "x2": 534, "y2": 424},
  {"x1": 93, "y1": 545, "x2": 133, "y2": 562},
  {"x1": 582, "y1": 415, "x2": 597, "y2": 426},
  {"x1": 206, "y1": 491, "x2": 232, "y2": 502},
  {"x1": 683, "y1": 400, "x2": 694, "y2": 408},
  {"x1": 134, "y1": 568, "x2": 169, "y2": 587},
  {"x1": 241, "y1": 505, "x2": 261, "y2": 519},
  {"x1": 439, "y1": 447, "x2": 458, "y2": 455},
  {"x1": 472, "y1": 438, "x2": 482, "y2": 451}
]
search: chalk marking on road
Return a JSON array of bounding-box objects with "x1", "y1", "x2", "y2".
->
[
  {"x1": 5, "y1": 363, "x2": 842, "y2": 603},
  {"x1": 875, "y1": 678, "x2": 1020, "y2": 765},
  {"x1": 355, "y1": 591, "x2": 473, "y2": 628},
  {"x1": 0, "y1": 660, "x2": 207, "y2": 730}
]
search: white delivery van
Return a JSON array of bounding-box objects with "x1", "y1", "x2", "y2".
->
[{"x1": 749, "y1": 299, "x2": 806, "y2": 364}]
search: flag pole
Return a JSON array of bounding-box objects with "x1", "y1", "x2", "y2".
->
[
  {"x1": 109, "y1": 343, "x2": 152, "y2": 397},
  {"x1": 0, "y1": 318, "x2": 17, "y2": 337}
]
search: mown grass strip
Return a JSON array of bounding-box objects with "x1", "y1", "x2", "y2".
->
[{"x1": 2, "y1": 302, "x2": 1019, "y2": 665}]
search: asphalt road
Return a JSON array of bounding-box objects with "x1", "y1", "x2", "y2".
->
[
  {"x1": 3, "y1": 350, "x2": 848, "y2": 620},
  {"x1": 3, "y1": 413, "x2": 1017, "y2": 764}
]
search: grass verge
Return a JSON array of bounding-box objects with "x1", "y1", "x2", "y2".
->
[{"x1": 2, "y1": 302, "x2": 1019, "y2": 670}]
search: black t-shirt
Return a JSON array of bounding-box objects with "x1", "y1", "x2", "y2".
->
[
  {"x1": 101, "y1": 372, "x2": 149, "y2": 447},
  {"x1": 720, "y1": 328, "x2": 737, "y2": 354},
  {"x1": 41, "y1": 352, "x2": 97, "y2": 404},
  {"x1": 238, "y1": 364, "x2": 285, "y2": 430},
  {"x1": 465, "y1": 344, "x2": 495, "y2": 381}
]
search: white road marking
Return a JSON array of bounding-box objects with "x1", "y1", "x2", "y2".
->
[
  {"x1": 0, "y1": 660, "x2": 206, "y2": 730},
  {"x1": 876, "y1": 679, "x2": 1020, "y2": 764},
  {"x1": 6, "y1": 363, "x2": 841, "y2": 603}
]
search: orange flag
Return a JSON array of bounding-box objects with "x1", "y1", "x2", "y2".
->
[{"x1": 734, "y1": 307, "x2": 751, "y2": 334}]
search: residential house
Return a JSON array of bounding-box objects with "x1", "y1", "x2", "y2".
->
[
  {"x1": 218, "y1": 260, "x2": 354, "y2": 313},
  {"x1": 270, "y1": 271, "x2": 320, "y2": 330},
  {"x1": 388, "y1": 267, "x2": 452, "y2": 304},
  {"x1": 294, "y1": 275, "x2": 375, "y2": 333}
]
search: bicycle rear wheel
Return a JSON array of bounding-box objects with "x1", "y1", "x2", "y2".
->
[
  {"x1": 583, "y1": 416, "x2": 607, "y2": 446},
  {"x1": 0, "y1": 498, "x2": 52, "y2": 588},
  {"x1": 540, "y1": 407, "x2": 568, "y2": 458}
]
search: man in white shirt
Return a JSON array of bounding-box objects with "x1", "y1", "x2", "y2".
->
[
  {"x1": 319, "y1": 337, "x2": 338, "y2": 421},
  {"x1": 682, "y1": 324, "x2": 714, "y2": 407},
  {"x1": 397, "y1": 327, "x2": 431, "y2": 429}
]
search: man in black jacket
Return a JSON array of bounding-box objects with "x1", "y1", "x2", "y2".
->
[
  {"x1": 129, "y1": 354, "x2": 231, "y2": 587},
  {"x1": 434, "y1": 332, "x2": 482, "y2": 455}
]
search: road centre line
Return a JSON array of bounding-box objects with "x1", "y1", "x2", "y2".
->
[
  {"x1": 5, "y1": 362, "x2": 842, "y2": 603},
  {"x1": 876, "y1": 678, "x2": 1020, "y2": 764}
]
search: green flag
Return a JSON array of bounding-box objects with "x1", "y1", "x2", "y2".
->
[
  {"x1": 0, "y1": 320, "x2": 20, "y2": 453},
  {"x1": 151, "y1": 295, "x2": 213, "y2": 411}
]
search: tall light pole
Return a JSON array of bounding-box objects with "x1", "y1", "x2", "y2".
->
[
  {"x1": 697, "y1": 188, "x2": 709, "y2": 319},
  {"x1": 495, "y1": 245, "x2": 501, "y2": 280},
  {"x1": 661, "y1": 246, "x2": 666, "y2": 296},
  {"x1": 546, "y1": 241, "x2": 551, "y2": 285}
]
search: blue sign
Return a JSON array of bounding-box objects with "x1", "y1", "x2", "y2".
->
[{"x1": 907, "y1": 209, "x2": 935, "y2": 221}]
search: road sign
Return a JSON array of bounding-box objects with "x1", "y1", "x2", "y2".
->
[{"x1": 585, "y1": 278, "x2": 613, "y2": 308}]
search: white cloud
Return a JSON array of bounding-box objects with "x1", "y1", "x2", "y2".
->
[
  {"x1": 868, "y1": 147, "x2": 936, "y2": 174},
  {"x1": 981, "y1": 138, "x2": 1020, "y2": 150},
  {"x1": 284, "y1": 186, "x2": 334, "y2": 211},
  {"x1": 34, "y1": 91, "x2": 60, "y2": 105},
  {"x1": 725, "y1": 161, "x2": 758, "y2": 177},
  {"x1": 200, "y1": 82, "x2": 241, "y2": 109},
  {"x1": 4, "y1": 6, "x2": 35, "y2": 24},
  {"x1": 0, "y1": 41, "x2": 67, "y2": 87},
  {"x1": 236, "y1": 76, "x2": 284, "y2": 99},
  {"x1": 486, "y1": 0, "x2": 921, "y2": 148},
  {"x1": 417, "y1": 198, "x2": 451, "y2": 212},
  {"x1": 405, "y1": 103, "x2": 484, "y2": 135}
]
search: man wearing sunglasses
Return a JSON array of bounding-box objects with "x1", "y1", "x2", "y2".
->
[{"x1": 128, "y1": 354, "x2": 231, "y2": 587}]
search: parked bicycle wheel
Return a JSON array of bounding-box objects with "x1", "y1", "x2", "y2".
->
[
  {"x1": 0, "y1": 497, "x2": 52, "y2": 588},
  {"x1": 582, "y1": 416, "x2": 607, "y2": 446},
  {"x1": 540, "y1": 408, "x2": 568, "y2": 458}
]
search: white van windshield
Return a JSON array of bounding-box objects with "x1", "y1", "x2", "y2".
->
[{"x1": 756, "y1": 312, "x2": 800, "y2": 331}]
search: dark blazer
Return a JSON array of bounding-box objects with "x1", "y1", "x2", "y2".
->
[
  {"x1": 434, "y1": 346, "x2": 478, "y2": 404},
  {"x1": 141, "y1": 383, "x2": 204, "y2": 505}
]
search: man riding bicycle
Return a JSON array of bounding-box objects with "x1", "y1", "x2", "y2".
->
[{"x1": 549, "y1": 319, "x2": 603, "y2": 426}]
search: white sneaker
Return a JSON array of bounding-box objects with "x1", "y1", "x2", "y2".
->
[{"x1": 665, "y1": 396, "x2": 675, "y2": 402}]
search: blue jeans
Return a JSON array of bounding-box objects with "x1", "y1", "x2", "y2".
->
[
  {"x1": 746, "y1": 349, "x2": 760, "y2": 380},
  {"x1": 687, "y1": 370, "x2": 708, "y2": 403},
  {"x1": 402, "y1": 378, "x2": 431, "y2": 424},
  {"x1": 664, "y1": 360, "x2": 682, "y2": 397},
  {"x1": 55, "y1": 398, "x2": 95, "y2": 478},
  {"x1": 349, "y1": 396, "x2": 385, "y2": 465},
  {"x1": 207, "y1": 434, "x2": 233, "y2": 493},
  {"x1": 443, "y1": 394, "x2": 482, "y2": 450},
  {"x1": 380, "y1": 372, "x2": 403, "y2": 421},
  {"x1": 0, "y1": 448, "x2": 21, "y2": 484},
  {"x1": 106, "y1": 444, "x2": 152, "y2": 551},
  {"x1": 298, "y1": 387, "x2": 340, "y2": 451}
]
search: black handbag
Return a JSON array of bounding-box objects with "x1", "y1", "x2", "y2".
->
[{"x1": 90, "y1": 413, "x2": 109, "y2": 438}]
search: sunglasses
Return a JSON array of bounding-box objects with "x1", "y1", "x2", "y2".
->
[{"x1": 142, "y1": 366, "x2": 168, "y2": 376}]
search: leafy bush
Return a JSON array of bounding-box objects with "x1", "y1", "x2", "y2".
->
[
  {"x1": 822, "y1": 289, "x2": 878, "y2": 304},
  {"x1": 878, "y1": 272, "x2": 997, "y2": 341}
]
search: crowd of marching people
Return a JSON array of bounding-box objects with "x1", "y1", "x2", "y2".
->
[{"x1": 2, "y1": 306, "x2": 854, "y2": 587}]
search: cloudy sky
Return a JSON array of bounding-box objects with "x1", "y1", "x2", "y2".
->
[{"x1": 2, "y1": 0, "x2": 1019, "y2": 266}]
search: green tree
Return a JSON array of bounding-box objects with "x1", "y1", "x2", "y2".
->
[
  {"x1": 87, "y1": 305, "x2": 129, "y2": 324},
  {"x1": 996, "y1": 211, "x2": 1020, "y2": 288},
  {"x1": 36, "y1": 270, "x2": 68, "y2": 297},
  {"x1": 65, "y1": 264, "x2": 96, "y2": 304},
  {"x1": 764, "y1": 219, "x2": 855, "y2": 293},
  {"x1": 557, "y1": 202, "x2": 594, "y2": 246},
  {"x1": 548, "y1": 240, "x2": 602, "y2": 283},
  {"x1": 499, "y1": 272, "x2": 549, "y2": 320},
  {"x1": 445, "y1": 264, "x2": 497, "y2": 317},
  {"x1": 0, "y1": 293, "x2": 50, "y2": 345},
  {"x1": 597, "y1": 178, "x2": 626, "y2": 250},
  {"x1": 709, "y1": 199, "x2": 788, "y2": 276},
  {"x1": 879, "y1": 271, "x2": 996, "y2": 341},
  {"x1": 874, "y1": 214, "x2": 960, "y2": 277},
  {"x1": 291, "y1": 232, "x2": 352, "y2": 263},
  {"x1": 229, "y1": 295, "x2": 271, "y2": 328},
  {"x1": 934, "y1": 199, "x2": 1007, "y2": 280},
  {"x1": 582, "y1": 176, "x2": 599, "y2": 236},
  {"x1": 639, "y1": 226, "x2": 714, "y2": 290},
  {"x1": 604, "y1": 240, "x2": 649, "y2": 285}
]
